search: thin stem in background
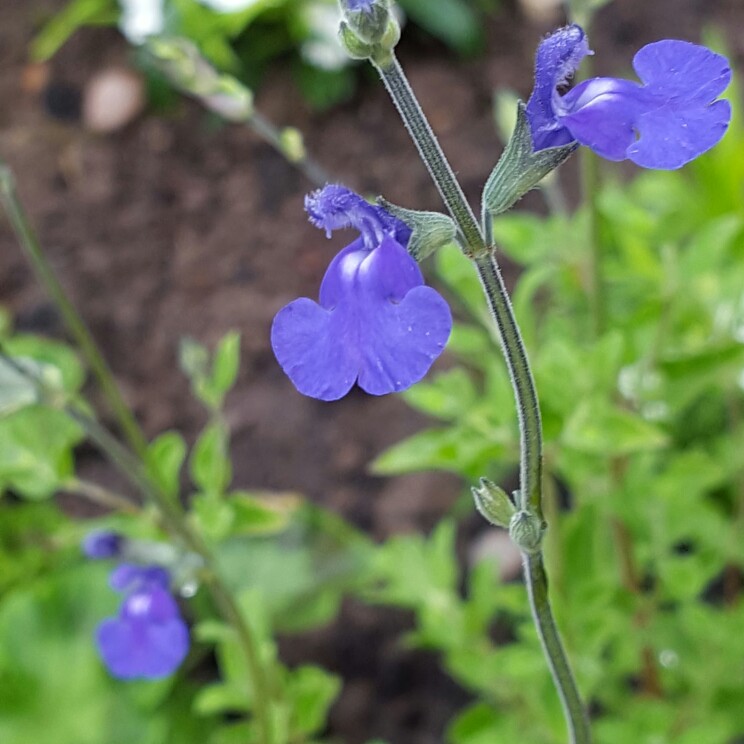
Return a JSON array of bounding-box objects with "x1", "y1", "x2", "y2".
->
[
  {"x1": 0, "y1": 164, "x2": 150, "y2": 460},
  {"x1": 249, "y1": 111, "x2": 331, "y2": 187},
  {"x1": 65, "y1": 477, "x2": 142, "y2": 515},
  {"x1": 372, "y1": 51, "x2": 592, "y2": 744}
]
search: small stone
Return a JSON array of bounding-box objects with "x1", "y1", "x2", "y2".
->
[
  {"x1": 83, "y1": 68, "x2": 146, "y2": 133},
  {"x1": 518, "y1": 0, "x2": 563, "y2": 24}
]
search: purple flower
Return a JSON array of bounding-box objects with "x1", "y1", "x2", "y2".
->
[
  {"x1": 86, "y1": 552, "x2": 189, "y2": 680},
  {"x1": 83, "y1": 531, "x2": 125, "y2": 559},
  {"x1": 271, "y1": 185, "x2": 452, "y2": 401},
  {"x1": 97, "y1": 581, "x2": 189, "y2": 680},
  {"x1": 527, "y1": 25, "x2": 732, "y2": 169}
]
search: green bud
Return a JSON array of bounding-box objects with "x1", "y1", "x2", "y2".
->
[
  {"x1": 279, "y1": 127, "x2": 306, "y2": 164},
  {"x1": 338, "y1": 21, "x2": 375, "y2": 60},
  {"x1": 482, "y1": 101, "x2": 575, "y2": 218},
  {"x1": 509, "y1": 510, "x2": 546, "y2": 554},
  {"x1": 205, "y1": 76, "x2": 254, "y2": 121},
  {"x1": 377, "y1": 198, "x2": 457, "y2": 261},
  {"x1": 341, "y1": 0, "x2": 391, "y2": 44},
  {"x1": 472, "y1": 478, "x2": 517, "y2": 528}
]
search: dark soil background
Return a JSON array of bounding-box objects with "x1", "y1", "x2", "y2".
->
[{"x1": 0, "y1": 1, "x2": 742, "y2": 742}]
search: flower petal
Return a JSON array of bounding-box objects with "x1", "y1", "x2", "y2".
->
[
  {"x1": 526, "y1": 24, "x2": 592, "y2": 150},
  {"x1": 357, "y1": 285, "x2": 452, "y2": 396},
  {"x1": 627, "y1": 98, "x2": 732, "y2": 169},
  {"x1": 633, "y1": 40, "x2": 731, "y2": 103},
  {"x1": 558, "y1": 78, "x2": 650, "y2": 161},
  {"x1": 354, "y1": 238, "x2": 451, "y2": 395},
  {"x1": 271, "y1": 297, "x2": 358, "y2": 401},
  {"x1": 97, "y1": 615, "x2": 189, "y2": 679}
]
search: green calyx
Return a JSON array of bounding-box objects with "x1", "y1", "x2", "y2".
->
[
  {"x1": 338, "y1": 13, "x2": 400, "y2": 66},
  {"x1": 509, "y1": 510, "x2": 546, "y2": 554},
  {"x1": 377, "y1": 198, "x2": 458, "y2": 261},
  {"x1": 482, "y1": 101, "x2": 576, "y2": 218},
  {"x1": 472, "y1": 478, "x2": 517, "y2": 529},
  {"x1": 340, "y1": 0, "x2": 392, "y2": 44}
]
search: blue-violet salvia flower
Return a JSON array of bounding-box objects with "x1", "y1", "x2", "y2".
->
[
  {"x1": 271, "y1": 185, "x2": 452, "y2": 401},
  {"x1": 527, "y1": 25, "x2": 732, "y2": 169},
  {"x1": 96, "y1": 563, "x2": 189, "y2": 680},
  {"x1": 84, "y1": 534, "x2": 190, "y2": 680}
]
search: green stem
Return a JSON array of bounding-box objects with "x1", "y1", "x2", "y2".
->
[
  {"x1": 249, "y1": 111, "x2": 331, "y2": 187},
  {"x1": 0, "y1": 164, "x2": 149, "y2": 459},
  {"x1": 526, "y1": 554, "x2": 592, "y2": 739},
  {"x1": 475, "y1": 250, "x2": 542, "y2": 518},
  {"x1": 372, "y1": 55, "x2": 484, "y2": 252},
  {"x1": 65, "y1": 477, "x2": 141, "y2": 515},
  {"x1": 372, "y1": 51, "x2": 591, "y2": 743}
]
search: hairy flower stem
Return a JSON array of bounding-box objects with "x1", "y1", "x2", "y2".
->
[
  {"x1": 0, "y1": 163, "x2": 149, "y2": 459},
  {"x1": 373, "y1": 52, "x2": 591, "y2": 743}
]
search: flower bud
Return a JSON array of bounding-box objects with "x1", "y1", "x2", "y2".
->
[
  {"x1": 340, "y1": 0, "x2": 391, "y2": 44},
  {"x1": 509, "y1": 510, "x2": 545, "y2": 554},
  {"x1": 472, "y1": 478, "x2": 517, "y2": 528}
]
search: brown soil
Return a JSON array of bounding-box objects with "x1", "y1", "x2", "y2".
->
[{"x1": 0, "y1": 1, "x2": 742, "y2": 742}]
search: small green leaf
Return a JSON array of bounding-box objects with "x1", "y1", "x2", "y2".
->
[
  {"x1": 563, "y1": 398, "x2": 668, "y2": 456},
  {"x1": 0, "y1": 407, "x2": 83, "y2": 500},
  {"x1": 31, "y1": 0, "x2": 118, "y2": 61},
  {"x1": 210, "y1": 332, "x2": 241, "y2": 399},
  {"x1": 192, "y1": 492, "x2": 234, "y2": 541},
  {"x1": 285, "y1": 665, "x2": 341, "y2": 737},
  {"x1": 190, "y1": 423, "x2": 232, "y2": 496},
  {"x1": 230, "y1": 491, "x2": 299, "y2": 536},
  {"x1": 146, "y1": 431, "x2": 187, "y2": 500}
]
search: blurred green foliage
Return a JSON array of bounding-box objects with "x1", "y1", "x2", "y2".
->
[{"x1": 33, "y1": 0, "x2": 500, "y2": 109}]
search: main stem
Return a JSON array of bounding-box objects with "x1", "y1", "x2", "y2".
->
[
  {"x1": 0, "y1": 164, "x2": 149, "y2": 459},
  {"x1": 373, "y1": 52, "x2": 590, "y2": 743}
]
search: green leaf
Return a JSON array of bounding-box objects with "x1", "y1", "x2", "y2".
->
[
  {"x1": 0, "y1": 358, "x2": 51, "y2": 418},
  {"x1": 230, "y1": 491, "x2": 298, "y2": 536},
  {"x1": 190, "y1": 423, "x2": 232, "y2": 496},
  {"x1": 397, "y1": 0, "x2": 483, "y2": 54},
  {"x1": 146, "y1": 431, "x2": 187, "y2": 500},
  {"x1": 3, "y1": 336, "x2": 85, "y2": 394},
  {"x1": 0, "y1": 407, "x2": 83, "y2": 500},
  {"x1": 370, "y1": 424, "x2": 509, "y2": 479},
  {"x1": 401, "y1": 368, "x2": 478, "y2": 421},
  {"x1": 285, "y1": 665, "x2": 341, "y2": 737},
  {"x1": 210, "y1": 332, "x2": 241, "y2": 400},
  {"x1": 32, "y1": 0, "x2": 118, "y2": 61},
  {"x1": 562, "y1": 398, "x2": 668, "y2": 456},
  {"x1": 192, "y1": 493, "x2": 235, "y2": 541}
]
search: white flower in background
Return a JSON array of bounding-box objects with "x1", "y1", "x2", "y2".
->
[
  {"x1": 196, "y1": 0, "x2": 267, "y2": 12},
  {"x1": 300, "y1": 1, "x2": 348, "y2": 71},
  {"x1": 119, "y1": 0, "x2": 165, "y2": 44}
]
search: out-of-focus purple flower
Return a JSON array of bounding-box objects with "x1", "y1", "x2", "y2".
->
[
  {"x1": 271, "y1": 185, "x2": 452, "y2": 401},
  {"x1": 83, "y1": 531, "x2": 125, "y2": 559},
  {"x1": 83, "y1": 532, "x2": 190, "y2": 680},
  {"x1": 526, "y1": 25, "x2": 732, "y2": 169},
  {"x1": 97, "y1": 582, "x2": 189, "y2": 680}
]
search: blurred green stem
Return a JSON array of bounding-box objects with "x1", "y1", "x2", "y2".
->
[
  {"x1": 0, "y1": 163, "x2": 150, "y2": 459},
  {"x1": 64, "y1": 477, "x2": 141, "y2": 515},
  {"x1": 372, "y1": 52, "x2": 591, "y2": 744}
]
